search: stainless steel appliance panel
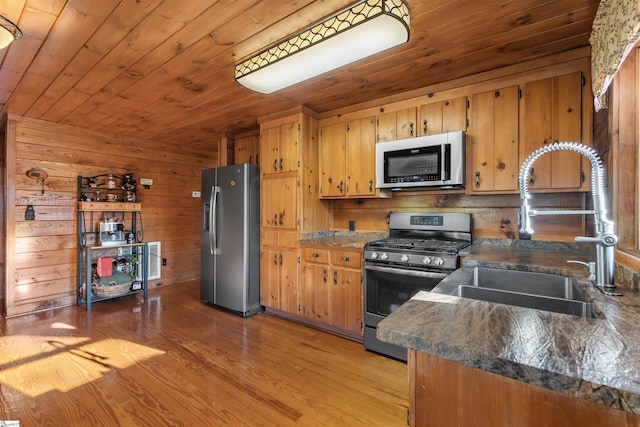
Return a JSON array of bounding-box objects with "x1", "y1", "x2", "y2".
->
[{"x1": 201, "y1": 164, "x2": 262, "y2": 317}]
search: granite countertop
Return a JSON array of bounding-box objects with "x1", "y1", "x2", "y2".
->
[
  {"x1": 377, "y1": 239, "x2": 640, "y2": 414},
  {"x1": 301, "y1": 231, "x2": 387, "y2": 249}
]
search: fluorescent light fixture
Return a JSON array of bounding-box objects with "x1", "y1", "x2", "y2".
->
[
  {"x1": 235, "y1": 0, "x2": 410, "y2": 94},
  {"x1": 0, "y1": 15, "x2": 22, "y2": 49}
]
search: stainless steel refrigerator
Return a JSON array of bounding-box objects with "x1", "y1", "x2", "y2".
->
[{"x1": 201, "y1": 164, "x2": 262, "y2": 317}]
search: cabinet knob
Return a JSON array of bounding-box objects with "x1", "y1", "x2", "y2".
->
[
  {"x1": 278, "y1": 213, "x2": 284, "y2": 226},
  {"x1": 323, "y1": 269, "x2": 327, "y2": 283},
  {"x1": 273, "y1": 159, "x2": 278, "y2": 171},
  {"x1": 333, "y1": 270, "x2": 338, "y2": 285},
  {"x1": 274, "y1": 253, "x2": 278, "y2": 265},
  {"x1": 369, "y1": 179, "x2": 373, "y2": 192},
  {"x1": 279, "y1": 253, "x2": 283, "y2": 266},
  {"x1": 342, "y1": 256, "x2": 350, "y2": 262},
  {"x1": 423, "y1": 119, "x2": 428, "y2": 135},
  {"x1": 339, "y1": 181, "x2": 344, "y2": 193},
  {"x1": 255, "y1": 154, "x2": 259, "y2": 166},
  {"x1": 279, "y1": 158, "x2": 283, "y2": 170},
  {"x1": 312, "y1": 252, "x2": 320, "y2": 258}
]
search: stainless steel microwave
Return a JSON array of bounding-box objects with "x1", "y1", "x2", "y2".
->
[{"x1": 375, "y1": 131, "x2": 465, "y2": 189}]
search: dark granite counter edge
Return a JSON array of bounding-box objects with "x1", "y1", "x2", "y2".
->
[
  {"x1": 377, "y1": 240, "x2": 640, "y2": 414},
  {"x1": 377, "y1": 297, "x2": 640, "y2": 413}
]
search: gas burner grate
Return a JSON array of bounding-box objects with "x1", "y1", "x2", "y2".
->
[{"x1": 366, "y1": 237, "x2": 469, "y2": 253}]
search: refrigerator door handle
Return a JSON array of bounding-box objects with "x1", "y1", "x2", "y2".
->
[{"x1": 211, "y1": 185, "x2": 221, "y2": 254}]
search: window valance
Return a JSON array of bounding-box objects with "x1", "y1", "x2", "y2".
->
[{"x1": 590, "y1": 0, "x2": 640, "y2": 110}]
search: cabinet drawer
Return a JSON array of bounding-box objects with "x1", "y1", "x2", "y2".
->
[
  {"x1": 301, "y1": 247, "x2": 330, "y2": 264},
  {"x1": 331, "y1": 249, "x2": 362, "y2": 269}
]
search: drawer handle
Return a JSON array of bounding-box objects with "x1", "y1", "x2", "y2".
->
[
  {"x1": 312, "y1": 253, "x2": 320, "y2": 258},
  {"x1": 333, "y1": 270, "x2": 338, "y2": 285},
  {"x1": 279, "y1": 213, "x2": 284, "y2": 226},
  {"x1": 273, "y1": 253, "x2": 278, "y2": 265},
  {"x1": 279, "y1": 253, "x2": 283, "y2": 266},
  {"x1": 323, "y1": 269, "x2": 327, "y2": 283},
  {"x1": 342, "y1": 256, "x2": 350, "y2": 262}
]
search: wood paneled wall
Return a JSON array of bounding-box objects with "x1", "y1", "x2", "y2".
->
[
  {"x1": 4, "y1": 115, "x2": 216, "y2": 317},
  {"x1": 332, "y1": 191, "x2": 588, "y2": 242}
]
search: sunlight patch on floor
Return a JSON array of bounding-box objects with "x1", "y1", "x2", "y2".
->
[{"x1": 0, "y1": 336, "x2": 165, "y2": 397}]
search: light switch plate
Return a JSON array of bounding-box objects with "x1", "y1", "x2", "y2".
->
[{"x1": 140, "y1": 177, "x2": 153, "y2": 186}]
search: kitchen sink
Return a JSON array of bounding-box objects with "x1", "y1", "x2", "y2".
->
[{"x1": 432, "y1": 267, "x2": 595, "y2": 318}]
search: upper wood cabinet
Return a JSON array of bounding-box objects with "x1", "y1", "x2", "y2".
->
[
  {"x1": 261, "y1": 121, "x2": 298, "y2": 175},
  {"x1": 377, "y1": 107, "x2": 417, "y2": 142},
  {"x1": 418, "y1": 96, "x2": 468, "y2": 136},
  {"x1": 234, "y1": 131, "x2": 259, "y2": 166},
  {"x1": 319, "y1": 116, "x2": 384, "y2": 199},
  {"x1": 520, "y1": 72, "x2": 584, "y2": 190},
  {"x1": 469, "y1": 86, "x2": 520, "y2": 193}
]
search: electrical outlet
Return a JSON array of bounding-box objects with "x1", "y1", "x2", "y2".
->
[
  {"x1": 140, "y1": 178, "x2": 153, "y2": 186},
  {"x1": 192, "y1": 191, "x2": 201, "y2": 197}
]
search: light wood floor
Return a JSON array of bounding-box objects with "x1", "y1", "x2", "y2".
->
[{"x1": 0, "y1": 282, "x2": 408, "y2": 426}]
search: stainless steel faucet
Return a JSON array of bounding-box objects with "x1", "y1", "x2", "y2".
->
[{"x1": 518, "y1": 142, "x2": 620, "y2": 296}]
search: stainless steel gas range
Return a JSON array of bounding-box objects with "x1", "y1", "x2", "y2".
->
[{"x1": 363, "y1": 212, "x2": 472, "y2": 361}]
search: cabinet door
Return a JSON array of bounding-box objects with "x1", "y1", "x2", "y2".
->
[
  {"x1": 346, "y1": 117, "x2": 377, "y2": 196},
  {"x1": 521, "y1": 72, "x2": 583, "y2": 190},
  {"x1": 261, "y1": 126, "x2": 280, "y2": 175},
  {"x1": 419, "y1": 102, "x2": 442, "y2": 136},
  {"x1": 300, "y1": 262, "x2": 326, "y2": 319},
  {"x1": 319, "y1": 122, "x2": 346, "y2": 197},
  {"x1": 332, "y1": 267, "x2": 362, "y2": 333},
  {"x1": 234, "y1": 135, "x2": 257, "y2": 165},
  {"x1": 261, "y1": 177, "x2": 279, "y2": 228},
  {"x1": 470, "y1": 86, "x2": 519, "y2": 192},
  {"x1": 278, "y1": 176, "x2": 298, "y2": 230},
  {"x1": 279, "y1": 121, "x2": 299, "y2": 173},
  {"x1": 260, "y1": 249, "x2": 279, "y2": 308},
  {"x1": 442, "y1": 97, "x2": 468, "y2": 133},
  {"x1": 279, "y1": 250, "x2": 299, "y2": 314}
]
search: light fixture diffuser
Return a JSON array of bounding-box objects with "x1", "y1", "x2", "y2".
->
[
  {"x1": 0, "y1": 15, "x2": 22, "y2": 50},
  {"x1": 235, "y1": 0, "x2": 410, "y2": 94}
]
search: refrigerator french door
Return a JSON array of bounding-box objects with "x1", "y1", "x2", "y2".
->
[{"x1": 201, "y1": 164, "x2": 262, "y2": 317}]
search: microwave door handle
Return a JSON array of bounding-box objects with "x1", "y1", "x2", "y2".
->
[{"x1": 443, "y1": 143, "x2": 451, "y2": 181}]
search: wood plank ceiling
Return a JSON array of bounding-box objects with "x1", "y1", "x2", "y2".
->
[{"x1": 0, "y1": 0, "x2": 599, "y2": 149}]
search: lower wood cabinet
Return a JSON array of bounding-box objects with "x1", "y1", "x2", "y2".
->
[
  {"x1": 408, "y1": 349, "x2": 640, "y2": 427},
  {"x1": 260, "y1": 247, "x2": 298, "y2": 314},
  {"x1": 300, "y1": 245, "x2": 364, "y2": 335}
]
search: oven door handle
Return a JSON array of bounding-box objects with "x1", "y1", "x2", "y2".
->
[{"x1": 364, "y1": 264, "x2": 449, "y2": 279}]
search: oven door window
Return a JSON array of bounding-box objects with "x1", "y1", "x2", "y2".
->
[{"x1": 365, "y1": 264, "x2": 447, "y2": 317}]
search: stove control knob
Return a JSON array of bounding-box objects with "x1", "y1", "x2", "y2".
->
[
  {"x1": 400, "y1": 255, "x2": 409, "y2": 263},
  {"x1": 380, "y1": 252, "x2": 389, "y2": 261},
  {"x1": 433, "y1": 257, "x2": 444, "y2": 266},
  {"x1": 370, "y1": 252, "x2": 378, "y2": 259},
  {"x1": 422, "y1": 256, "x2": 432, "y2": 265}
]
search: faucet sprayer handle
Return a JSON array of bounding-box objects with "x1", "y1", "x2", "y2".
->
[
  {"x1": 517, "y1": 204, "x2": 534, "y2": 234},
  {"x1": 575, "y1": 234, "x2": 618, "y2": 247}
]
